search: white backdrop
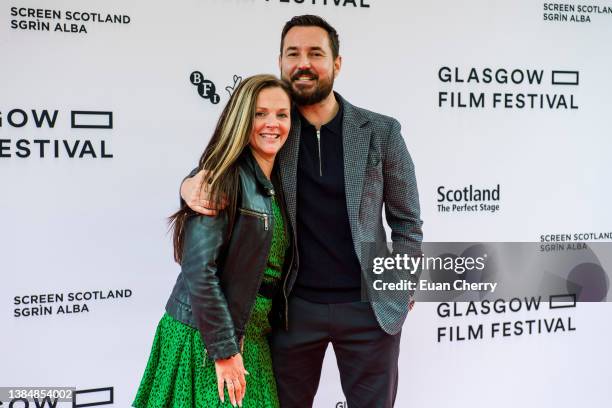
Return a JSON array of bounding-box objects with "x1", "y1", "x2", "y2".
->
[{"x1": 2, "y1": 1, "x2": 611, "y2": 407}]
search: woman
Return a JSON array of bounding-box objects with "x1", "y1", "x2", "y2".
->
[{"x1": 133, "y1": 74, "x2": 293, "y2": 408}]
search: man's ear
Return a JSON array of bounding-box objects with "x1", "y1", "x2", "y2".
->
[{"x1": 334, "y1": 55, "x2": 342, "y2": 79}]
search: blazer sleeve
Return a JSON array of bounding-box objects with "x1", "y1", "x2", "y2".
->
[
  {"x1": 383, "y1": 119, "x2": 424, "y2": 290},
  {"x1": 181, "y1": 212, "x2": 240, "y2": 361},
  {"x1": 383, "y1": 119, "x2": 423, "y2": 244}
]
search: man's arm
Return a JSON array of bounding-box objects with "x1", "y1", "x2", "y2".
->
[
  {"x1": 382, "y1": 119, "x2": 423, "y2": 244},
  {"x1": 383, "y1": 119, "x2": 423, "y2": 308}
]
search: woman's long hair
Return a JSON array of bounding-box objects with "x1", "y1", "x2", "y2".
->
[{"x1": 169, "y1": 74, "x2": 292, "y2": 263}]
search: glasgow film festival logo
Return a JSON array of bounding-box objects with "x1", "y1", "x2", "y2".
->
[
  {"x1": 0, "y1": 108, "x2": 113, "y2": 159},
  {"x1": 189, "y1": 71, "x2": 242, "y2": 104}
]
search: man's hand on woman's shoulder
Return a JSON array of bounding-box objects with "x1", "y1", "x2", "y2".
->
[{"x1": 180, "y1": 169, "x2": 228, "y2": 216}]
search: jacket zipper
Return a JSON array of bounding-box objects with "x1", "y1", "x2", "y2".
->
[
  {"x1": 239, "y1": 208, "x2": 269, "y2": 230},
  {"x1": 316, "y1": 129, "x2": 322, "y2": 177}
]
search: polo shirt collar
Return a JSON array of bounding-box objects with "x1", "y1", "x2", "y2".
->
[{"x1": 296, "y1": 92, "x2": 344, "y2": 136}]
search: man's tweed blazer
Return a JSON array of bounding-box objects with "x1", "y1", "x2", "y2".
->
[{"x1": 278, "y1": 93, "x2": 423, "y2": 335}]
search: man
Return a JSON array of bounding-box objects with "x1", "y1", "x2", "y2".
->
[{"x1": 181, "y1": 15, "x2": 422, "y2": 408}]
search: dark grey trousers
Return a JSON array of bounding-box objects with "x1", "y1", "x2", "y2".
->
[{"x1": 270, "y1": 296, "x2": 401, "y2": 408}]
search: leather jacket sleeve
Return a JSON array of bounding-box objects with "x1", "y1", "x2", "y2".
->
[{"x1": 181, "y1": 212, "x2": 240, "y2": 361}]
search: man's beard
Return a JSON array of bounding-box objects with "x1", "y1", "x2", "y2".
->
[{"x1": 284, "y1": 69, "x2": 334, "y2": 106}]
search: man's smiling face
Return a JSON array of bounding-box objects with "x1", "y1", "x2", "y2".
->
[{"x1": 279, "y1": 25, "x2": 341, "y2": 106}]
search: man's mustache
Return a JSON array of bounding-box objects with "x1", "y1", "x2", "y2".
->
[{"x1": 291, "y1": 69, "x2": 319, "y2": 81}]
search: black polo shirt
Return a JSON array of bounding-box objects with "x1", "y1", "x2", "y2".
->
[{"x1": 293, "y1": 100, "x2": 363, "y2": 303}]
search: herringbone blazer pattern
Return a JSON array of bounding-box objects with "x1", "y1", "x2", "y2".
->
[{"x1": 278, "y1": 93, "x2": 423, "y2": 335}]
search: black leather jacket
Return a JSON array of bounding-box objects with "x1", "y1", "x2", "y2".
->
[{"x1": 165, "y1": 151, "x2": 295, "y2": 361}]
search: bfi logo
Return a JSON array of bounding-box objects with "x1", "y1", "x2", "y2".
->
[
  {"x1": 190, "y1": 71, "x2": 220, "y2": 104},
  {"x1": 189, "y1": 71, "x2": 242, "y2": 104}
]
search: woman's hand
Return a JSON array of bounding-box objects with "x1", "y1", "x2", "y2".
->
[{"x1": 215, "y1": 353, "x2": 249, "y2": 407}]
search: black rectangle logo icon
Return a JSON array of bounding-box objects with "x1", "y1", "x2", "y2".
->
[
  {"x1": 73, "y1": 387, "x2": 113, "y2": 407},
  {"x1": 71, "y1": 111, "x2": 113, "y2": 129},
  {"x1": 549, "y1": 293, "x2": 576, "y2": 309},
  {"x1": 551, "y1": 71, "x2": 579, "y2": 85}
]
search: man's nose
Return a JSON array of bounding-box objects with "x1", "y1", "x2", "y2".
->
[{"x1": 297, "y1": 54, "x2": 312, "y2": 70}]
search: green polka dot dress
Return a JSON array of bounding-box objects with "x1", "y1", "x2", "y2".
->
[{"x1": 133, "y1": 197, "x2": 288, "y2": 408}]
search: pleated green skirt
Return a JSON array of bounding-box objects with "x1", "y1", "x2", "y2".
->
[{"x1": 133, "y1": 297, "x2": 279, "y2": 408}]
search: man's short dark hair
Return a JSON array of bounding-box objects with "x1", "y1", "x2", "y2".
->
[{"x1": 280, "y1": 15, "x2": 340, "y2": 59}]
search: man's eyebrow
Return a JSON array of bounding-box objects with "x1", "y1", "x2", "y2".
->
[{"x1": 284, "y1": 46, "x2": 326, "y2": 52}]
